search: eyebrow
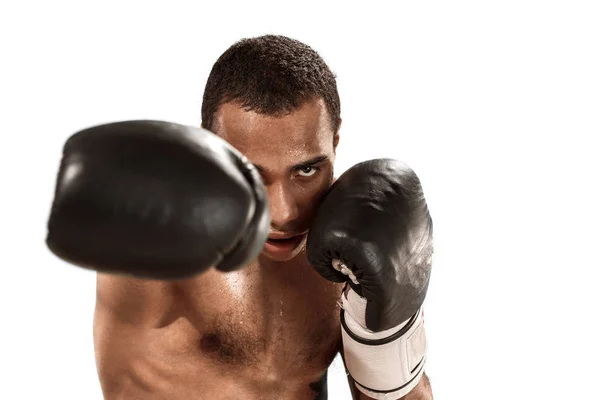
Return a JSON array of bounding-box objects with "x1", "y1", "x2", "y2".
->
[{"x1": 253, "y1": 155, "x2": 329, "y2": 173}]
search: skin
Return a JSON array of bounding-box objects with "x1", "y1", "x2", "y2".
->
[{"x1": 93, "y1": 97, "x2": 432, "y2": 399}]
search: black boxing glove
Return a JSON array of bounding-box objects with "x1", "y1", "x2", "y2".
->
[
  {"x1": 306, "y1": 159, "x2": 433, "y2": 398},
  {"x1": 46, "y1": 120, "x2": 270, "y2": 280}
]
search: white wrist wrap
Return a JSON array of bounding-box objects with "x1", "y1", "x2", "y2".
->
[{"x1": 341, "y1": 288, "x2": 427, "y2": 399}]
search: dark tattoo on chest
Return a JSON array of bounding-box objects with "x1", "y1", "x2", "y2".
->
[{"x1": 309, "y1": 371, "x2": 328, "y2": 400}]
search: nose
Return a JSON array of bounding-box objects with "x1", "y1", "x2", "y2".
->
[{"x1": 266, "y1": 181, "x2": 299, "y2": 231}]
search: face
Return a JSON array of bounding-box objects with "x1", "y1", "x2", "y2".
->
[{"x1": 211, "y1": 97, "x2": 339, "y2": 262}]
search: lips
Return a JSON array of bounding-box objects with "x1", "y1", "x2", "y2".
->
[{"x1": 264, "y1": 233, "x2": 307, "y2": 255}]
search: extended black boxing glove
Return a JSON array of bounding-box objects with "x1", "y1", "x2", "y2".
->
[
  {"x1": 306, "y1": 159, "x2": 433, "y2": 332},
  {"x1": 46, "y1": 120, "x2": 270, "y2": 280}
]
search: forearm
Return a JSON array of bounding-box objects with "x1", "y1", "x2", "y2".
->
[
  {"x1": 340, "y1": 292, "x2": 427, "y2": 399},
  {"x1": 349, "y1": 373, "x2": 433, "y2": 400}
]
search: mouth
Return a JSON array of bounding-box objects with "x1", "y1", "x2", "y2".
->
[{"x1": 264, "y1": 233, "x2": 307, "y2": 254}]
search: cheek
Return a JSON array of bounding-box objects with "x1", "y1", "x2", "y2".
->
[{"x1": 296, "y1": 172, "x2": 333, "y2": 215}]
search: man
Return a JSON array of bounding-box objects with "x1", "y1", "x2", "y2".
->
[{"x1": 46, "y1": 35, "x2": 434, "y2": 399}]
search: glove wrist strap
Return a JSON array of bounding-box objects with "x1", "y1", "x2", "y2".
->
[{"x1": 340, "y1": 289, "x2": 427, "y2": 399}]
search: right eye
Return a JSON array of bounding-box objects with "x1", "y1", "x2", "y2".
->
[{"x1": 297, "y1": 166, "x2": 318, "y2": 177}]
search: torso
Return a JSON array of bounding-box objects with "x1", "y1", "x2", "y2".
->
[{"x1": 93, "y1": 251, "x2": 344, "y2": 400}]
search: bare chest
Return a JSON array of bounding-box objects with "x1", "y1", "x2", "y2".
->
[{"x1": 175, "y1": 257, "x2": 344, "y2": 372}]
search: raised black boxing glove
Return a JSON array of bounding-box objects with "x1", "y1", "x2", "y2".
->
[
  {"x1": 46, "y1": 120, "x2": 270, "y2": 280},
  {"x1": 306, "y1": 159, "x2": 433, "y2": 398},
  {"x1": 306, "y1": 159, "x2": 433, "y2": 331}
]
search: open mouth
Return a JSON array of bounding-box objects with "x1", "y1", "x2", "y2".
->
[{"x1": 264, "y1": 234, "x2": 306, "y2": 254}]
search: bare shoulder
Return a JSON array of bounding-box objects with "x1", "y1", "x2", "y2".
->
[{"x1": 95, "y1": 273, "x2": 181, "y2": 328}]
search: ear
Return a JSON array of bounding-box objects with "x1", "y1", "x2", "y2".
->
[{"x1": 333, "y1": 118, "x2": 342, "y2": 151}]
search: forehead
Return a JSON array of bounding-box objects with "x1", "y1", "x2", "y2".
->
[{"x1": 212, "y1": 98, "x2": 334, "y2": 164}]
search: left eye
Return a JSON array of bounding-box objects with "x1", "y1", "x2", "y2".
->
[{"x1": 298, "y1": 166, "x2": 317, "y2": 177}]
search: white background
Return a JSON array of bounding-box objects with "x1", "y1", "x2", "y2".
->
[{"x1": 1, "y1": 1, "x2": 599, "y2": 399}]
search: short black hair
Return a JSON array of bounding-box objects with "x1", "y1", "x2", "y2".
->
[{"x1": 201, "y1": 35, "x2": 341, "y2": 134}]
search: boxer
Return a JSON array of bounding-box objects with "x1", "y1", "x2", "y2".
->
[{"x1": 47, "y1": 35, "x2": 434, "y2": 399}]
